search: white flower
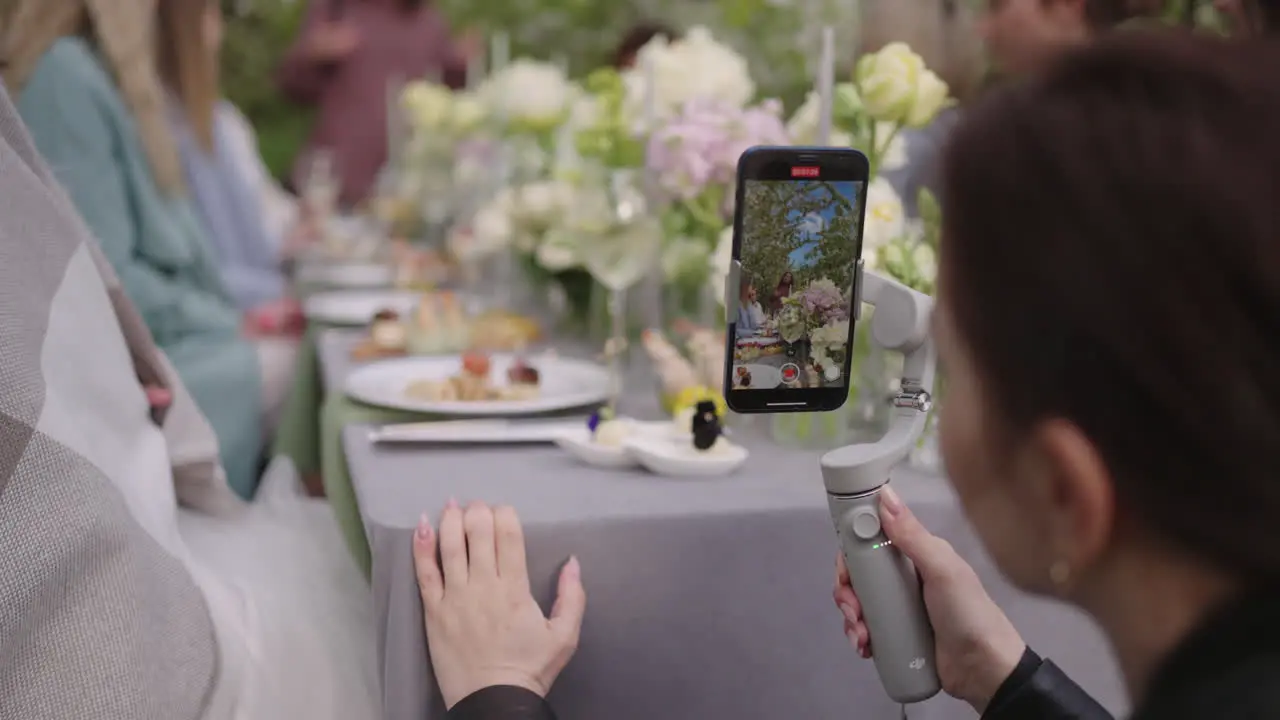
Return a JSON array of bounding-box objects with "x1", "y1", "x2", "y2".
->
[
  {"x1": 855, "y1": 43, "x2": 951, "y2": 128},
  {"x1": 458, "y1": 198, "x2": 513, "y2": 260},
  {"x1": 863, "y1": 178, "x2": 906, "y2": 266},
  {"x1": 535, "y1": 229, "x2": 580, "y2": 271},
  {"x1": 623, "y1": 27, "x2": 755, "y2": 124},
  {"x1": 911, "y1": 242, "x2": 938, "y2": 281},
  {"x1": 401, "y1": 81, "x2": 454, "y2": 129},
  {"x1": 810, "y1": 318, "x2": 850, "y2": 346},
  {"x1": 786, "y1": 91, "x2": 855, "y2": 147},
  {"x1": 450, "y1": 93, "x2": 487, "y2": 133},
  {"x1": 710, "y1": 225, "x2": 734, "y2": 307},
  {"x1": 905, "y1": 70, "x2": 950, "y2": 129},
  {"x1": 478, "y1": 59, "x2": 574, "y2": 130}
]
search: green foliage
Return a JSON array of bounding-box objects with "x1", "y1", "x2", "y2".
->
[
  {"x1": 221, "y1": 0, "x2": 310, "y2": 180},
  {"x1": 739, "y1": 180, "x2": 859, "y2": 296}
]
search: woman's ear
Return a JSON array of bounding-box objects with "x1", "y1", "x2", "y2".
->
[{"x1": 1027, "y1": 419, "x2": 1117, "y2": 580}]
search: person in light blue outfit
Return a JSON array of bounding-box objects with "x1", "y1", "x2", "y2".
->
[
  {"x1": 11, "y1": 22, "x2": 265, "y2": 498},
  {"x1": 735, "y1": 277, "x2": 766, "y2": 339}
]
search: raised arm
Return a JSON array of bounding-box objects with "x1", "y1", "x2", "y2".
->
[{"x1": 18, "y1": 52, "x2": 240, "y2": 343}]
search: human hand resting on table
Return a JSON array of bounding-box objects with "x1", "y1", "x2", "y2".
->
[
  {"x1": 243, "y1": 298, "x2": 305, "y2": 337},
  {"x1": 414, "y1": 501, "x2": 586, "y2": 709},
  {"x1": 834, "y1": 486, "x2": 1026, "y2": 714}
]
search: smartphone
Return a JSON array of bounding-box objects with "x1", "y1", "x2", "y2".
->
[{"x1": 723, "y1": 146, "x2": 869, "y2": 414}]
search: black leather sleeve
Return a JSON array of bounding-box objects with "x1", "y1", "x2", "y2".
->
[
  {"x1": 982, "y1": 648, "x2": 1115, "y2": 720},
  {"x1": 446, "y1": 686, "x2": 557, "y2": 720}
]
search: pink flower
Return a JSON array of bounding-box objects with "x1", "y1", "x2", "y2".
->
[{"x1": 647, "y1": 98, "x2": 790, "y2": 203}]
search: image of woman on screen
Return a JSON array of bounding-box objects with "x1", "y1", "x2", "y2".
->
[
  {"x1": 769, "y1": 270, "x2": 794, "y2": 316},
  {"x1": 736, "y1": 277, "x2": 766, "y2": 338}
]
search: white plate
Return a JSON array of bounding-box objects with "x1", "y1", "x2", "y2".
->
[
  {"x1": 304, "y1": 290, "x2": 421, "y2": 326},
  {"x1": 345, "y1": 354, "x2": 611, "y2": 416},
  {"x1": 296, "y1": 262, "x2": 393, "y2": 289},
  {"x1": 729, "y1": 363, "x2": 783, "y2": 390},
  {"x1": 624, "y1": 434, "x2": 748, "y2": 477},
  {"x1": 553, "y1": 421, "x2": 674, "y2": 468}
]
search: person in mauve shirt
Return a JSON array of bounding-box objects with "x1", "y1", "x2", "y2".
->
[{"x1": 276, "y1": 0, "x2": 475, "y2": 208}]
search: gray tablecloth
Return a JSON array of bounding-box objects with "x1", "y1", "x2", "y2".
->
[
  {"x1": 318, "y1": 328, "x2": 366, "y2": 392},
  {"x1": 344, "y1": 424, "x2": 1128, "y2": 720}
]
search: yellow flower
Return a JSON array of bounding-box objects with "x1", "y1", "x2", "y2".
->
[{"x1": 670, "y1": 386, "x2": 728, "y2": 418}]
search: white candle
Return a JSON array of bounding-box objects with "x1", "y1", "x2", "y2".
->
[
  {"x1": 641, "y1": 52, "x2": 657, "y2": 131},
  {"x1": 817, "y1": 26, "x2": 835, "y2": 147},
  {"x1": 490, "y1": 32, "x2": 510, "y2": 72}
]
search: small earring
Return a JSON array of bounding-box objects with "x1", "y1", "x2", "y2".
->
[{"x1": 1049, "y1": 560, "x2": 1071, "y2": 588}]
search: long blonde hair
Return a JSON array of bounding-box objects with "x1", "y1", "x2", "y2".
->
[
  {"x1": 1, "y1": 0, "x2": 185, "y2": 195},
  {"x1": 859, "y1": 0, "x2": 986, "y2": 104},
  {"x1": 156, "y1": 0, "x2": 219, "y2": 153}
]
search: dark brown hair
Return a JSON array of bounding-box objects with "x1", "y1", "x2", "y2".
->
[
  {"x1": 940, "y1": 31, "x2": 1280, "y2": 581},
  {"x1": 613, "y1": 22, "x2": 677, "y2": 68},
  {"x1": 157, "y1": 0, "x2": 219, "y2": 152}
]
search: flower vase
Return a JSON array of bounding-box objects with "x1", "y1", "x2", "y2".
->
[
  {"x1": 662, "y1": 279, "x2": 719, "y2": 332},
  {"x1": 769, "y1": 410, "x2": 851, "y2": 450},
  {"x1": 845, "y1": 321, "x2": 898, "y2": 442}
]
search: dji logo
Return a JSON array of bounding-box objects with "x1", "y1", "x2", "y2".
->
[{"x1": 908, "y1": 658, "x2": 927, "y2": 670}]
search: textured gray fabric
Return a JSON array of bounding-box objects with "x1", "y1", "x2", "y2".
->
[
  {"x1": 342, "y1": 420, "x2": 1130, "y2": 720},
  {"x1": 0, "y1": 87, "x2": 220, "y2": 719}
]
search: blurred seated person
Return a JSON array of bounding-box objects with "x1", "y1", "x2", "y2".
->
[
  {"x1": 276, "y1": 0, "x2": 477, "y2": 208},
  {"x1": 735, "y1": 278, "x2": 765, "y2": 337},
  {"x1": 7, "y1": 0, "x2": 289, "y2": 498},
  {"x1": 613, "y1": 22, "x2": 678, "y2": 69},
  {"x1": 159, "y1": 0, "x2": 306, "y2": 316}
]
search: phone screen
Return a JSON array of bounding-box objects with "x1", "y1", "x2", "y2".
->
[{"x1": 726, "y1": 147, "x2": 868, "y2": 413}]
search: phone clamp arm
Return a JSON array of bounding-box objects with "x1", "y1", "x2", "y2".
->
[{"x1": 821, "y1": 260, "x2": 937, "y2": 496}]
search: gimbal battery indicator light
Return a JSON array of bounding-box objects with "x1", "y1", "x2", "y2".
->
[{"x1": 871, "y1": 540, "x2": 894, "y2": 550}]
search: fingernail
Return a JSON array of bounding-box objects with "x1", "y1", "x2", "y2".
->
[
  {"x1": 839, "y1": 603, "x2": 857, "y2": 623},
  {"x1": 446, "y1": 497, "x2": 458, "y2": 509},
  {"x1": 880, "y1": 485, "x2": 902, "y2": 518},
  {"x1": 565, "y1": 556, "x2": 581, "y2": 579},
  {"x1": 414, "y1": 513, "x2": 432, "y2": 543}
]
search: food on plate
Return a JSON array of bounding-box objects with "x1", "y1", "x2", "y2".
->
[
  {"x1": 469, "y1": 311, "x2": 541, "y2": 351},
  {"x1": 735, "y1": 366, "x2": 752, "y2": 388},
  {"x1": 406, "y1": 294, "x2": 541, "y2": 355},
  {"x1": 408, "y1": 292, "x2": 470, "y2": 355},
  {"x1": 403, "y1": 352, "x2": 543, "y2": 403},
  {"x1": 592, "y1": 419, "x2": 631, "y2": 447},
  {"x1": 507, "y1": 357, "x2": 540, "y2": 386},
  {"x1": 351, "y1": 308, "x2": 409, "y2": 360},
  {"x1": 391, "y1": 241, "x2": 449, "y2": 289}
]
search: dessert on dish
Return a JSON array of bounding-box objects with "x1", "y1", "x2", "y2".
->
[
  {"x1": 403, "y1": 351, "x2": 543, "y2": 403},
  {"x1": 735, "y1": 365, "x2": 753, "y2": 388},
  {"x1": 408, "y1": 292, "x2": 470, "y2": 355},
  {"x1": 351, "y1": 309, "x2": 409, "y2": 360}
]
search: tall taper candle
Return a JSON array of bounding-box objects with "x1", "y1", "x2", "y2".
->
[
  {"x1": 490, "y1": 32, "x2": 510, "y2": 73},
  {"x1": 465, "y1": 47, "x2": 485, "y2": 89},
  {"x1": 817, "y1": 26, "x2": 835, "y2": 146},
  {"x1": 641, "y1": 52, "x2": 657, "y2": 131}
]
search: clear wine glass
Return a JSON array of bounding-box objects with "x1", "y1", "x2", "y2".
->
[
  {"x1": 299, "y1": 148, "x2": 341, "y2": 254},
  {"x1": 573, "y1": 167, "x2": 662, "y2": 413}
]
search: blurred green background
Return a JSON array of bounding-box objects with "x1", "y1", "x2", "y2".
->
[{"x1": 221, "y1": 0, "x2": 1224, "y2": 183}]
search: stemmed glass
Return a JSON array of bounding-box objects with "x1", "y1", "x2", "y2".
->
[
  {"x1": 299, "y1": 148, "x2": 341, "y2": 256},
  {"x1": 572, "y1": 166, "x2": 662, "y2": 413}
]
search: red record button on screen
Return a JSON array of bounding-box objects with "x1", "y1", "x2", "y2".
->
[
  {"x1": 781, "y1": 364, "x2": 801, "y2": 384},
  {"x1": 791, "y1": 166, "x2": 820, "y2": 178}
]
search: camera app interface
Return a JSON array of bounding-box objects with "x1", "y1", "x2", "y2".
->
[{"x1": 733, "y1": 177, "x2": 863, "y2": 391}]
